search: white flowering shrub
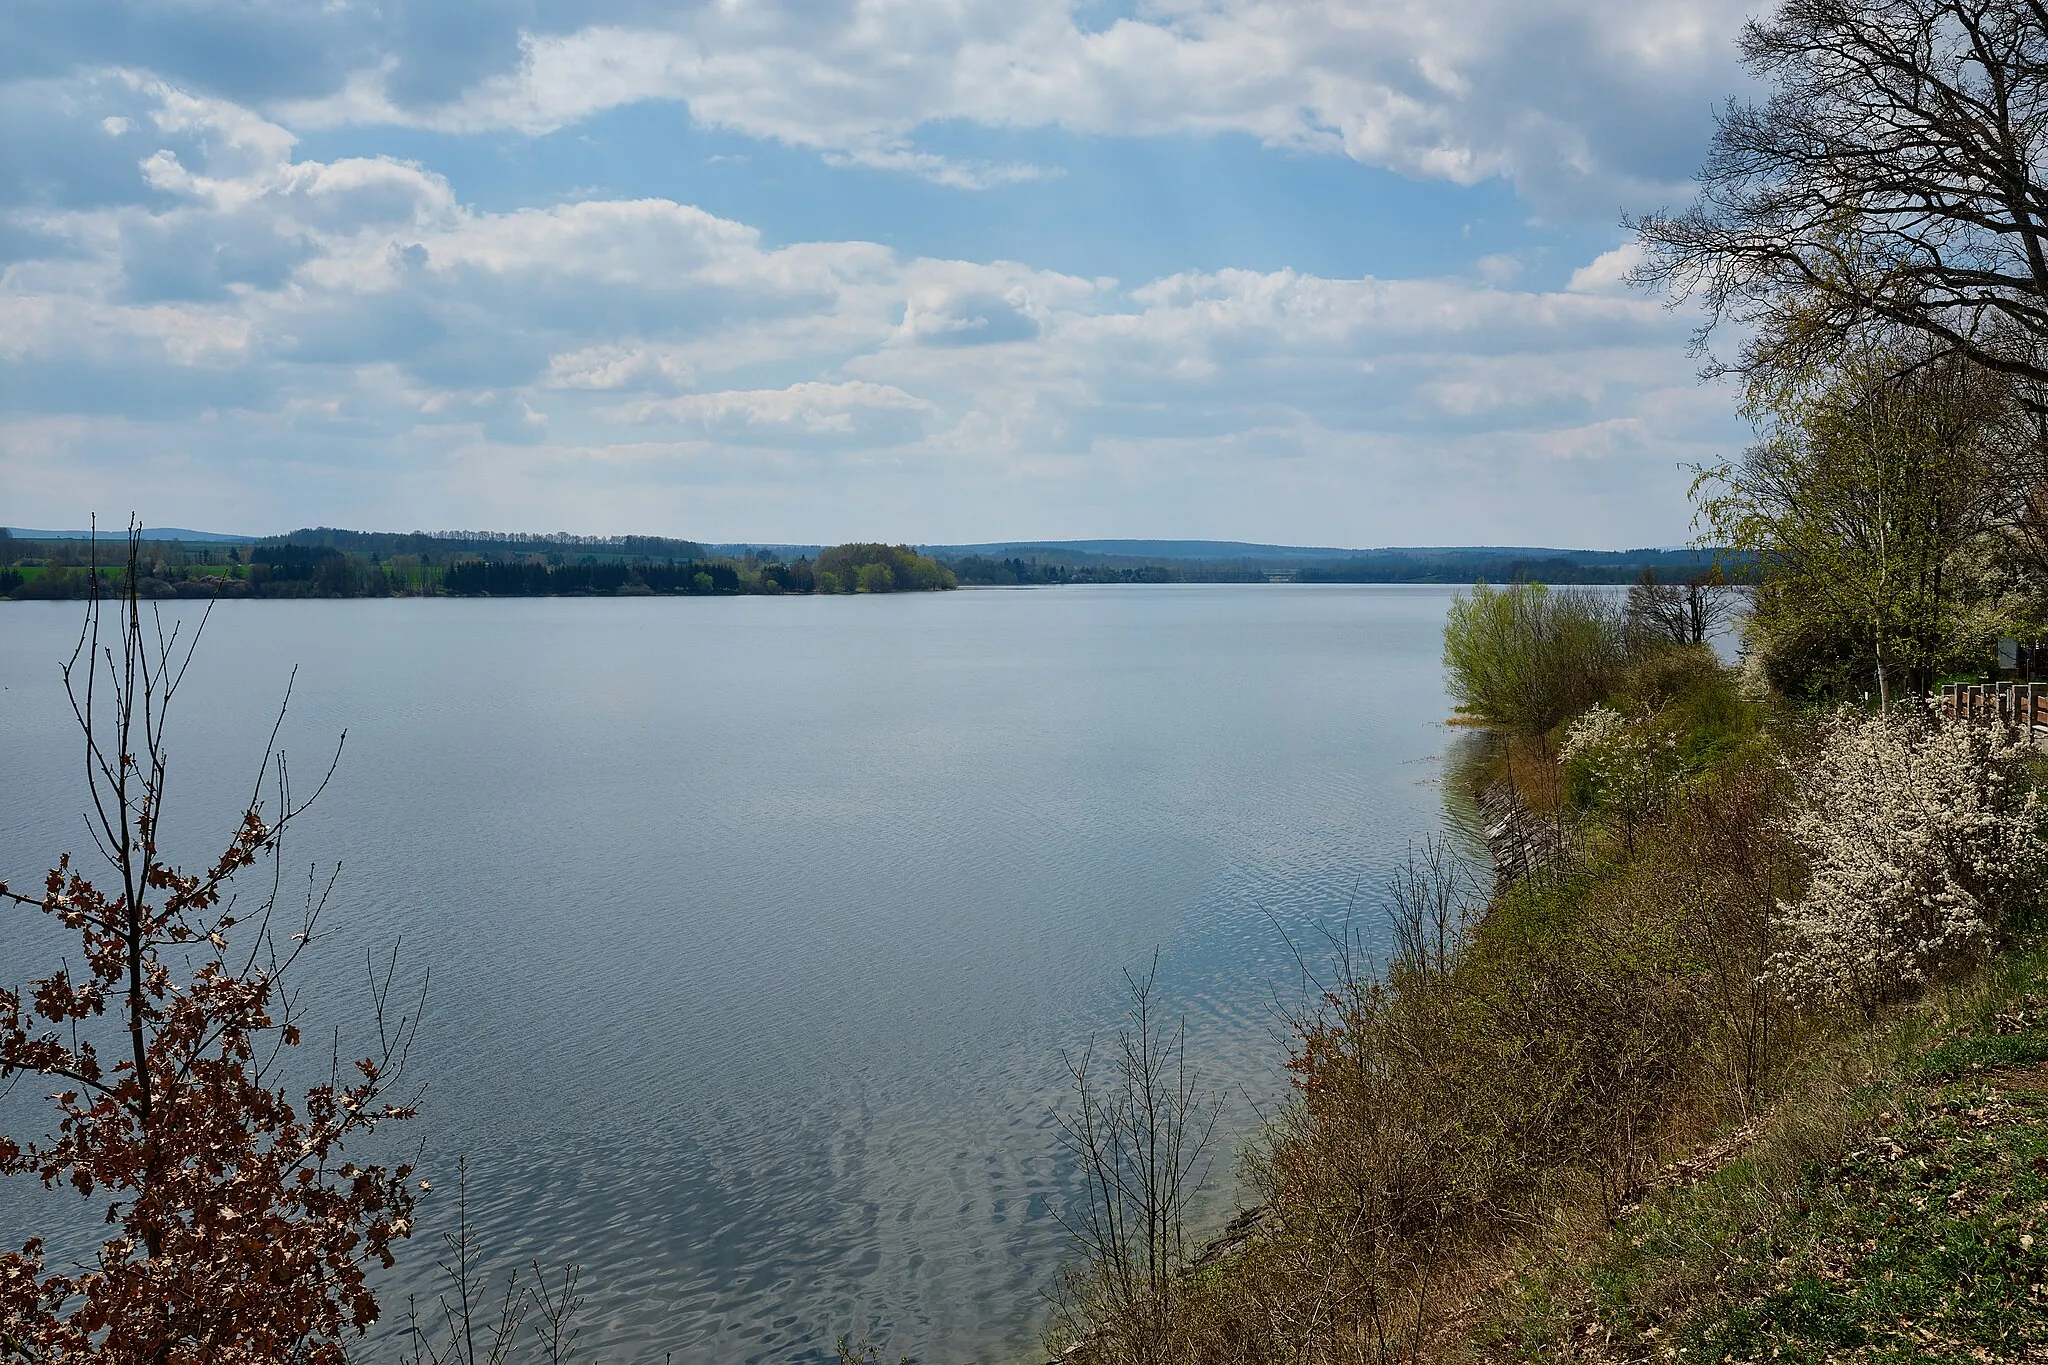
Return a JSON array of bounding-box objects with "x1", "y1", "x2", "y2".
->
[
  {"x1": 1736, "y1": 646, "x2": 1775, "y2": 705},
  {"x1": 1559, "y1": 703, "x2": 1626, "y2": 762},
  {"x1": 1560, "y1": 704, "x2": 1683, "y2": 832},
  {"x1": 1772, "y1": 709, "x2": 2047, "y2": 1011}
]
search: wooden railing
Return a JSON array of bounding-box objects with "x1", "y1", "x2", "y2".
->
[{"x1": 1939, "y1": 681, "x2": 2048, "y2": 732}]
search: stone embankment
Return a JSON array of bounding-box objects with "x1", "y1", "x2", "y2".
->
[{"x1": 1474, "y1": 780, "x2": 1572, "y2": 891}]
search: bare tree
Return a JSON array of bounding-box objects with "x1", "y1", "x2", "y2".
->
[
  {"x1": 400, "y1": 1158, "x2": 588, "y2": 1365},
  {"x1": 1634, "y1": 0, "x2": 2048, "y2": 398},
  {"x1": 1049, "y1": 956, "x2": 1219, "y2": 1363},
  {"x1": 1384, "y1": 837, "x2": 1476, "y2": 985},
  {"x1": 1625, "y1": 567, "x2": 1743, "y2": 649}
]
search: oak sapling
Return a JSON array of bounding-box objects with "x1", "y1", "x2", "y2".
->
[{"x1": 0, "y1": 525, "x2": 423, "y2": 1362}]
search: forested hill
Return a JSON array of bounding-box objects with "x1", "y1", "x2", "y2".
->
[
  {"x1": 268, "y1": 527, "x2": 710, "y2": 560},
  {"x1": 0, "y1": 529, "x2": 953, "y2": 600},
  {"x1": 1294, "y1": 546, "x2": 1742, "y2": 585},
  {"x1": 932, "y1": 538, "x2": 1711, "y2": 563},
  {"x1": 934, "y1": 543, "x2": 1742, "y2": 586}
]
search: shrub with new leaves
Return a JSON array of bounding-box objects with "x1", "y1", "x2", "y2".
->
[
  {"x1": 1772, "y1": 708, "x2": 2047, "y2": 1012},
  {"x1": 1441, "y1": 582, "x2": 1625, "y2": 738},
  {"x1": 0, "y1": 530, "x2": 420, "y2": 1362}
]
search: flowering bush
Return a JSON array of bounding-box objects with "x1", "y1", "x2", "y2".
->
[
  {"x1": 1560, "y1": 704, "x2": 1683, "y2": 835},
  {"x1": 1772, "y1": 709, "x2": 2047, "y2": 1011},
  {"x1": 1736, "y1": 647, "x2": 1776, "y2": 705}
]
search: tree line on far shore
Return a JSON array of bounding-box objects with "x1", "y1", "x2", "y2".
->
[
  {"x1": 0, "y1": 531, "x2": 955, "y2": 600},
  {"x1": 3, "y1": 527, "x2": 1753, "y2": 600}
]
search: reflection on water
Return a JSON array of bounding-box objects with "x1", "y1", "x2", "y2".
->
[
  {"x1": 0, "y1": 585, "x2": 1464, "y2": 1362},
  {"x1": 1436, "y1": 727, "x2": 1503, "y2": 861}
]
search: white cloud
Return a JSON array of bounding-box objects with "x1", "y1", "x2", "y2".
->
[
  {"x1": 1, "y1": 75, "x2": 1739, "y2": 544},
  {"x1": 818, "y1": 144, "x2": 1059, "y2": 191},
  {"x1": 608, "y1": 381, "x2": 937, "y2": 435},
  {"x1": 258, "y1": 0, "x2": 1753, "y2": 208},
  {"x1": 1567, "y1": 242, "x2": 1648, "y2": 294},
  {"x1": 1475, "y1": 253, "x2": 1524, "y2": 286},
  {"x1": 545, "y1": 343, "x2": 697, "y2": 391}
]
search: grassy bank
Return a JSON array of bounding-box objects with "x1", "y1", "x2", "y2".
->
[{"x1": 1485, "y1": 942, "x2": 2048, "y2": 1363}]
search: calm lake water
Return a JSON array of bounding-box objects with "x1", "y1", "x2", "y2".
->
[{"x1": 0, "y1": 584, "x2": 1465, "y2": 1362}]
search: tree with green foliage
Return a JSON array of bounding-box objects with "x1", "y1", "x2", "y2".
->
[
  {"x1": 1441, "y1": 581, "x2": 1626, "y2": 740},
  {"x1": 1697, "y1": 338, "x2": 2016, "y2": 704},
  {"x1": 813, "y1": 544, "x2": 955, "y2": 594},
  {"x1": 1623, "y1": 0, "x2": 2048, "y2": 700}
]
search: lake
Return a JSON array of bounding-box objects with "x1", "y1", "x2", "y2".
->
[{"x1": 0, "y1": 584, "x2": 1466, "y2": 1362}]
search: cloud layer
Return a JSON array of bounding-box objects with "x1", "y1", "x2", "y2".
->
[
  {"x1": 0, "y1": 73, "x2": 1738, "y2": 544},
  {"x1": 4, "y1": 0, "x2": 1754, "y2": 209}
]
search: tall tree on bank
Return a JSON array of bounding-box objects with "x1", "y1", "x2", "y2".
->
[
  {"x1": 1630, "y1": 0, "x2": 2048, "y2": 697},
  {"x1": 0, "y1": 529, "x2": 422, "y2": 1361},
  {"x1": 1697, "y1": 338, "x2": 2015, "y2": 703},
  {"x1": 1632, "y1": 0, "x2": 2048, "y2": 397}
]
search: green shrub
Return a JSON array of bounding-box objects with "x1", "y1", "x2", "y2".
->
[
  {"x1": 1443, "y1": 582, "x2": 1626, "y2": 738},
  {"x1": 1612, "y1": 642, "x2": 1723, "y2": 713},
  {"x1": 1559, "y1": 650, "x2": 1761, "y2": 827}
]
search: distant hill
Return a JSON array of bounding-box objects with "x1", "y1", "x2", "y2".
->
[
  {"x1": 266, "y1": 527, "x2": 708, "y2": 561},
  {"x1": 929, "y1": 539, "x2": 1715, "y2": 564},
  {"x1": 921, "y1": 540, "x2": 1740, "y2": 584},
  {"x1": 932, "y1": 539, "x2": 1365, "y2": 561},
  {"x1": 7, "y1": 526, "x2": 256, "y2": 543},
  {"x1": 703, "y1": 543, "x2": 827, "y2": 559},
  {"x1": 1284, "y1": 547, "x2": 1743, "y2": 585}
]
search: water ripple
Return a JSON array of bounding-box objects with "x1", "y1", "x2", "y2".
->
[{"x1": 0, "y1": 585, "x2": 1464, "y2": 1363}]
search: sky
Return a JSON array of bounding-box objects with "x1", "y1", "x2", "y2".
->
[{"x1": 0, "y1": 0, "x2": 1764, "y2": 548}]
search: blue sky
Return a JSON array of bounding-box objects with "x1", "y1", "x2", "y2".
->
[{"x1": 0, "y1": 0, "x2": 1760, "y2": 547}]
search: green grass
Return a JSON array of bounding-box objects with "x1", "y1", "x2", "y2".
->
[
  {"x1": 1483, "y1": 943, "x2": 2048, "y2": 1364},
  {"x1": 1916, "y1": 1030, "x2": 2048, "y2": 1080},
  {"x1": 1679, "y1": 1085, "x2": 2048, "y2": 1362}
]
